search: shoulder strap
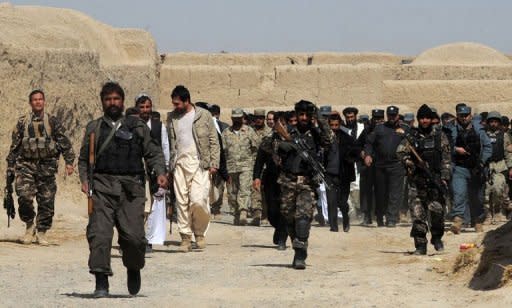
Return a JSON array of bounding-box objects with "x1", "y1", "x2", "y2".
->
[
  {"x1": 96, "y1": 118, "x2": 122, "y2": 158},
  {"x1": 44, "y1": 113, "x2": 52, "y2": 138}
]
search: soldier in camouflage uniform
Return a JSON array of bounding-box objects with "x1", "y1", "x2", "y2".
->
[
  {"x1": 274, "y1": 100, "x2": 333, "y2": 269},
  {"x1": 484, "y1": 111, "x2": 512, "y2": 222},
  {"x1": 6, "y1": 89, "x2": 75, "y2": 246},
  {"x1": 222, "y1": 108, "x2": 259, "y2": 225},
  {"x1": 397, "y1": 104, "x2": 451, "y2": 255},
  {"x1": 250, "y1": 108, "x2": 272, "y2": 225}
]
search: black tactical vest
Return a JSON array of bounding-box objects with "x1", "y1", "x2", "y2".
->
[
  {"x1": 281, "y1": 127, "x2": 318, "y2": 175},
  {"x1": 149, "y1": 118, "x2": 162, "y2": 146},
  {"x1": 95, "y1": 117, "x2": 145, "y2": 175},
  {"x1": 488, "y1": 131, "x2": 505, "y2": 162},
  {"x1": 454, "y1": 125, "x2": 480, "y2": 168},
  {"x1": 416, "y1": 129, "x2": 442, "y2": 172}
]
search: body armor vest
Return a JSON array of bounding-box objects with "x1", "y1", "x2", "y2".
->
[
  {"x1": 149, "y1": 118, "x2": 162, "y2": 146},
  {"x1": 281, "y1": 128, "x2": 318, "y2": 175},
  {"x1": 416, "y1": 129, "x2": 442, "y2": 172},
  {"x1": 454, "y1": 125, "x2": 480, "y2": 168},
  {"x1": 94, "y1": 118, "x2": 145, "y2": 175},
  {"x1": 488, "y1": 130, "x2": 505, "y2": 162},
  {"x1": 21, "y1": 113, "x2": 57, "y2": 160}
]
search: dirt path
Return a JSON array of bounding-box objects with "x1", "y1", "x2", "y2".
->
[{"x1": 0, "y1": 201, "x2": 510, "y2": 307}]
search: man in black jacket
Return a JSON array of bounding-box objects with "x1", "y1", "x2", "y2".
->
[{"x1": 364, "y1": 106, "x2": 408, "y2": 227}]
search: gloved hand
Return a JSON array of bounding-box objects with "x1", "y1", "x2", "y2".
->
[{"x1": 278, "y1": 141, "x2": 297, "y2": 153}]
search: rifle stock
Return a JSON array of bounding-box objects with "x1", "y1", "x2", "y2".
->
[{"x1": 87, "y1": 132, "x2": 95, "y2": 216}]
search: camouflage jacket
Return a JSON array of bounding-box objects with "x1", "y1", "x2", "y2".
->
[
  {"x1": 221, "y1": 124, "x2": 259, "y2": 173},
  {"x1": 6, "y1": 112, "x2": 75, "y2": 169},
  {"x1": 397, "y1": 125, "x2": 451, "y2": 181}
]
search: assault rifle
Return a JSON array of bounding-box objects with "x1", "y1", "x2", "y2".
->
[
  {"x1": 87, "y1": 132, "x2": 95, "y2": 216},
  {"x1": 404, "y1": 134, "x2": 448, "y2": 196},
  {"x1": 274, "y1": 120, "x2": 331, "y2": 189},
  {"x1": 3, "y1": 169, "x2": 15, "y2": 227}
]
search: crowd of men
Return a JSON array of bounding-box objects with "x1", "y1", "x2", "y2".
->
[{"x1": 5, "y1": 82, "x2": 512, "y2": 297}]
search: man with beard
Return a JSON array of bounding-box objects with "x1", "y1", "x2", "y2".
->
[
  {"x1": 222, "y1": 108, "x2": 259, "y2": 225},
  {"x1": 266, "y1": 111, "x2": 275, "y2": 129},
  {"x1": 483, "y1": 112, "x2": 512, "y2": 222},
  {"x1": 134, "y1": 93, "x2": 170, "y2": 252},
  {"x1": 78, "y1": 82, "x2": 167, "y2": 297},
  {"x1": 397, "y1": 104, "x2": 451, "y2": 254},
  {"x1": 166, "y1": 86, "x2": 219, "y2": 251},
  {"x1": 359, "y1": 109, "x2": 385, "y2": 225},
  {"x1": 6, "y1": 89, "x2": 75, "y2": 246},
  {"x1": 364, "y1": 106, "x2": 409, "y2": 227},
  {"x1": 450, "y1": 104, "x2": 492, "y2": 233},
  {"x1": 339, "y1": 107, "x2": 366, "y2": 230},
  {"x1": 253, "y1": 111, "x2": 288, "y2": 249},
  {"x1": 250, "y1": 108, "x2": 272, "y2": 225},
  {"x1": 274, "y1": 100, "x2": 333, "y2": 269}
]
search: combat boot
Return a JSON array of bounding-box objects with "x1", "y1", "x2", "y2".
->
[
  {"x1": 413, "y1": 239, "x2": 427, "y2": 255},
  {"x1": 450, "y1": 216, "x2": 463, "y2": 234},
  {"x1": 239, "y1": 210, "x2": 248, "y2": 226},
  {"x1": 93, "y1": 273, "x2": 109, "y2": 298},
  {"x1": 178, "y1": 234, "x2": 192, "y2": 252},
  {"x1": 36, "y1": 230, "x2": 49, "y2": 246},
  {"x1": 474, "y1": 223, "x2": 484, "y2": 233},
  {"x1": 431, "y1": 238, "x2": 444, "y2": 252},
  {"x1": 292, "y1": 238, "x2": 308, "y2": 270},
  {"x1": 194, "y1": 235, "x2": 206, "y2": 249},
  {"x1": 127, "y1": 269, "x2": 141, "y2": 296},
  {"x1": 20, "y1": 222, "x2": 35, "y2": 245},
  {"x1": 250, "y1": 210, "x2": 262, "y2": 226}
]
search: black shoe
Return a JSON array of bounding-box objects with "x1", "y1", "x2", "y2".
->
[
  {"x1": 413, "y1": 245, "x2": 427, "y2": 255},
  {"x1": 94, "y1": 273, "x2": 109, "y2": 298},
  {"x1": 377, "y1": 218, "x2": 384, "y2": 227},
  {"x1": 343, "y1": 217, "x2": 350, "y2": 232},
  {"x1": 127, "y1": 269, "x2": 141, "y2": 296},
  {"x1": 145, "y1": 244, "x2": 153, "y2": 253},
  {"x1": 292, "y1": 249, "x2": 307, "y2": 270},
  {"x1": 431, "y1": 238, "x2": 444, "y2": 251},
  {"x1": 277, "y1": 240, "x2": 286, "y2": 251},
  {"x1": 330, "y1": 226, "x2": 339, "y2": 232}
]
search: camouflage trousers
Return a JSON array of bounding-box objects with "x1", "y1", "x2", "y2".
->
[
  {"x1": 484, "y1": 171, "x2": 511, "y2": 216},
  {"x1": 278, "y1": 173, "x2": 316, "y2": 240},
  {"x1": 409, "y1": 180, "x2": 445, "y2": 245},
  {"x1": 15, "y1": 159, "x2": 58, "y2": 231},
  {"x1": 227, "y1": 171, "x2": 252, "y2": 214}
]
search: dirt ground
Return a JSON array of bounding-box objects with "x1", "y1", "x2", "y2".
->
[{"x1": 0, "y1": 197, "x2": 511, "y2": 308}]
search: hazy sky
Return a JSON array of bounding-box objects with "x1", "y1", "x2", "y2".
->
[{"x1": 9, "y1": 0, "x2": 512, "y2": 55}]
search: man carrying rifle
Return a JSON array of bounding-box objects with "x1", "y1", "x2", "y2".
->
[
  {"x1": 397, "y1": 105, "x2": 451, "y2": 255},
  {"x1": 274, "y1": 100, "x2": 333, "y2": 269},
  {"x1": 5, "y1": 89, "x2": 75, "y2": 245},
  {"x1": 78, "y1": 82, "x2": 167, "y2": 297}
]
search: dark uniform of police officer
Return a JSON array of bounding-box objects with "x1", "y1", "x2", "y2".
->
[
  {"x1": 397, "y1": 105, "x2": 451, "y2": 254},
  {"x1": 364, "y1": 106, "x2": 408, "y2": 227},
  {"x1": 78, "y1": 82, "x2": 167, "y2": 297},
  {"x1": 275, "y1": 100, "x2": 333, "y2": 269},
  {"x1": 359, "y1": 109, "x2": 384, "y2": 225},
  {"x1": 449, "y1": 104, "x2": 492, "y2": 234}
]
